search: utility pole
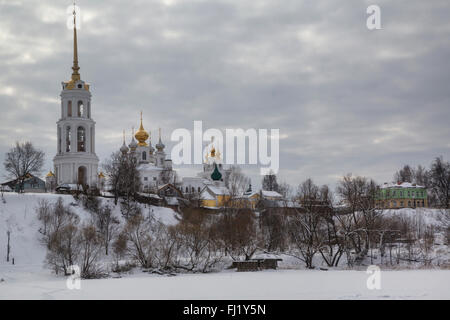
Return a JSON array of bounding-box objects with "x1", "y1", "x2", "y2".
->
[{"x1": 6, "y1": 231, "x2": 11, "y2": 262}]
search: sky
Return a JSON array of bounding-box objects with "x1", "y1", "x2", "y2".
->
[{"x1": 0, "y1": 0, "x2": 449, "y2": 190}]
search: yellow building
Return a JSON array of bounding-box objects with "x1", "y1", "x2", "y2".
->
[{"x1": 200, "y1": 185, "x2": 231, "y2": 208}]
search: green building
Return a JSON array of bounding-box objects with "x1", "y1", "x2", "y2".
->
[{"x1": 376, "y1": 182, "x2": 427, "y2": 209}]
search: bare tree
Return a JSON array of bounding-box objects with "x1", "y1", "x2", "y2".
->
[
  {"x1": 262, "y1": 170, "x2": 279, "y2": 192},
  {"x1": 3, "y1": 142, "x2": 45, "y2": 193},
  {"x1": 287, "y1": 179, "x2": 325, "y2": 269},
  {"x1": 6, "y1": 231, "x2": 11, "y2": 262},
  {"x1": 94, "y1": 205, "x2": 120, "y2": 255},
  {"x1": 216, "y1": 208, "x2": 260, "y2": 261},
  {"x1": 77, "y1": 223, "x2": 103, "y2": 278},
  {"x1": 430, "y1": 156, "x2": 450, "y2": 208},
  {"x1": 103, "y1": 151, "x2": 141, "y2": 206},
  {"x1": 394, "y1": 165, "x2": 413, "y2": 183},
  {"x1": 226, "y1": 166, "x2": 250, "y2": 199}
]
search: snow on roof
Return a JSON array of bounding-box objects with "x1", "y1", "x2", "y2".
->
[
  {"x1": 137, "y1": 192, "x2": 162, "y2": 199},
  {"x1": 201, "y1": 189, "x2": 217, "y2": 200},
  {"x1": 207, "y1": 185, "x2": 230, "y2": 195},
  {"x1": 381, "y1": 182, "x2": 425, "y2": 189},
  {"x1": 261, "y1": 190, "x2": 283, "y2": 198}
]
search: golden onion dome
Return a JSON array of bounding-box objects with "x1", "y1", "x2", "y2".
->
[
  {"x1": 46, "y1": 170, "x2": 55, "y2": 177},
  {"x1": 98, "y1": 172, "x2": 105, "y2": 179},
  {"x1": 210, "y1": 146, "x2": 216, "y2": 158},
  {"x1": 135, "y1": 111, "x2": 149, "y2": 146}
]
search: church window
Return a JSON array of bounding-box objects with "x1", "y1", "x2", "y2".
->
[
  {"x1": 78, "y1": 84, "x2": 82, "y2": 89},
  {"x1": 87, "y1": 102, "x2": 91, "y2": 118},
  {"x1": 191, "y1": 187, "x2": 195, "y2": 193},
  {"x1": 66, "y1": 126, "x2": 71, "y2": 152},
  {"x1": 198, "y1": 187, "x2": 201, "y2": 193},
  {"x1": 78, "y1": 101, "x2": 84, "y2": 117},
  {"x1": 68, "y1": 101, "x2": 72, "y2": 117},
  {"x1": 58, "y1": 127, "x2": 62, "y2": 153},
  {"x1": 144, "y1": 177, "x2": 148, "y2": 181},
  {"x1": 186, "y1": 187, "x2": 189, "y2": 193},
  {"x1": 77, "y1": 126, "x2": 86, "y2": 152},
  {"x1": 142, "y1": 151, "x2": 147, "y2": 160}
]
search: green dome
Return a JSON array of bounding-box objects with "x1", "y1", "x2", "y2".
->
[{"x1": 211, "y1": 163, "x2": 222, "y2": 181}]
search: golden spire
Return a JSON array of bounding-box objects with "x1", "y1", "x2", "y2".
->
[
  {"x1": 71, "y1": 1, "x2": 80, "y2": 81},
  {"x1": 135, "y1": 111, "x2": 149, "y2": 146}
]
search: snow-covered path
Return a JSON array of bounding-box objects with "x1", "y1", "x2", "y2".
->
[{"x1": 1, "y1": 269, "x2": 449, "y2": 300}]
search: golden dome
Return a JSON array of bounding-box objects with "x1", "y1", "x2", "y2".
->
[
  {"x1": 210, "y1": 146, "x2": 216, "y2": 158},
  {"x1": 98, "y1": 172, "x2": 105, "y2": 178},
  {"x1": 134, "y1": 111, "x2": 149, "y2": 146},
  {"x1": 46, "y1": 171, "x2": 55, "y2": 177}
]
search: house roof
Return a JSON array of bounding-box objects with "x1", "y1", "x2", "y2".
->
[
  {"x1": 381, "y1": 182, "x2": 425, "y2": 189},
  {"x1": 261, "y1": 190, "x2": 283, "y2": 198}
]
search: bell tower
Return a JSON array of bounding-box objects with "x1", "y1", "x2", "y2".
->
[{"x1": 53, "y1": 4, "x2": 99, "y2": 188}]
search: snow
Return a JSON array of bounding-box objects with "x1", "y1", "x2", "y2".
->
[
  {"x1": 261, "y1": 190, "x2": 283, "y2": 198},
  {"x1": 381, "y1": 182, "x2": 424, "y2": 189},
  {"x1": 0, "y1": 269, "x2": 449, "y2": 300},
  {"x1": 0, "y1": 193, "x2": 449, "y2": 300},
  {"x1": 0, "y1": 193, "x2": 179, "y2": 267},
  {"x1": 383, "y1": 207, "x2": 445, "y2": 226}
]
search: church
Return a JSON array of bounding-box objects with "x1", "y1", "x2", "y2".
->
[
  {"x1": 48, "y1": 6, "x2": 236, "y2": 204},
  {"x1": 118, "y1": 113, "x2": 173, "y2": 192},
  {"x1": 51, "y1": 8, "x2": 99, "y2": 189}
]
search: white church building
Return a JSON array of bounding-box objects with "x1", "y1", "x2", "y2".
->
[{"x1": 52, "y1": 9, "x2": 99, "y2": 188}]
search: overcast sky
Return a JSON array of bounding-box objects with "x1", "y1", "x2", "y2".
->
[{"x1": 0, "y1": 0, "x2": 449, "y2": 190}]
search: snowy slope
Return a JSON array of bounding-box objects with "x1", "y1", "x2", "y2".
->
[{"x1": 0, "y1": 193, "x2": 179, "y2": 274}]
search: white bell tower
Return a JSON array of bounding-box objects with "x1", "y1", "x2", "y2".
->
[{"x1": 53, "y1": 6, "x2": 99, "y2": 188}]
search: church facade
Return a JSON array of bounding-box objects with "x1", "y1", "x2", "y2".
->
[
  {"x1": 119, "y1": 113, "x2": 173, "y2": 192},
  {"x1": 53, "y1": 9, "x2": 99, "y2": 188}
]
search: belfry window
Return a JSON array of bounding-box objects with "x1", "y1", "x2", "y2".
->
[
  {"x1": 77, "y1": 126, "x2": 86, "y2": 152},
  {"x1": 66, "y1": 126, "x2": 71, "y2": 152},
  {"x1": 68, "y1": 101, "x2": 72, "y2": 117},
  {"x1": 142, "y1": 151, "x2": 147, "y2": 160},
  {"x1": 78, "y1": 101, "x2": 84, "y2": 117}
]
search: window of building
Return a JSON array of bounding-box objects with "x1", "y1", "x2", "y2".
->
[
  {"x1": 78, "y1": 101, "x2": 84, "y2": 117},
  {"x1": 144, "y1": 177, "x2": 148, "y2": 181},
  {"x1": 77, "y1": 126, "x2": 86, "y2": 152},
  {"x1": 66, "y1": 126, "x2": 71, "y2": 152},
  {"x1": 142, "y1": 151, "x2": 147, "y2": 161},
  {"x1": 68, "y1": 101, "x2": 72, "y2": 117}
]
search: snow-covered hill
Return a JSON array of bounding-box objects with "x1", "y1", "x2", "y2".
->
[{"x1": 0, "y1": 193, "x2": 179, "y2": 271}]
